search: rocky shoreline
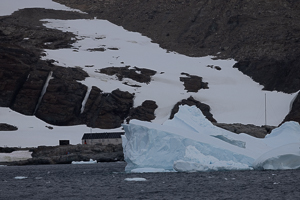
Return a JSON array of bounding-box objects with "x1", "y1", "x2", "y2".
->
[{"x1": 0, "y1": 144, "x2": 124, "y2": 166}]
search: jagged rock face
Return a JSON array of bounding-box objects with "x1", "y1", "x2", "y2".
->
[
  {"x1": 35, "y1": 78, "x2": 88, "y2": 125},
  {"x1": 0, "y1": 8, "x2": 135, "y2": 129},
  {"x1": 170, "y1": 96, "x2": 216, "y2": 123},
  {"x1": 81, "y1": 88, "x2": 134, "y2": 129},
  {"x1": 0, "y1": 44, "x2": 32, "y2": 107},
  {"x1": 127, "y1": 100, "x2": 158, "y2": 123},
  {"x1": 11, "y1": 69, "x2": 50, "y2": 115}
]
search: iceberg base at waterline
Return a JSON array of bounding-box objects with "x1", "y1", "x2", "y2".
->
[
  {"x1": 253, "y1": 143, "x2": 300, "y2": 170},
  {"x1": 122, "y1": 105, "x2": 300, "y2": 172}
]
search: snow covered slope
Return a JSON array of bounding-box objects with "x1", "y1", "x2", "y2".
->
[
  {"x1": 40, "y1": 18, "x2": 296, "y2": 126},
  {"x1": 0, "y1": 0, "x2": 298, "y2": 148}
]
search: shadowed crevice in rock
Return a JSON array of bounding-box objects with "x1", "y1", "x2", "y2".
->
[
  {"x1": 99, "y1": 66, "x2": 156, "y2": 84},
  {"x1": 11, "y1": 70, "x2": 50, "y2": 115},
  {"x1": 170, "y1": 96, "x2": 216, "y2": 123},
  {"x1": 180, "y1": 72, "x2": 208, "y2": 93},
  {"x1": 126, "y1": 100, "x2": 158, "y2": 123}
]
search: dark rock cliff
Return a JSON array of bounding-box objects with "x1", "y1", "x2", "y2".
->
[{"x1": 0, "y1": 9, "x2": 134, "y2": 129}]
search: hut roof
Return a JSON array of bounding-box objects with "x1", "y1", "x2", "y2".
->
[{"x1": 82, "y1": 132, "x2": 125, "y2": 140}]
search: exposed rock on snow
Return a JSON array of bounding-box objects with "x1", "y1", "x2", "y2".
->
[
  {"x1": 180, "y1": 72, "x2": 208, "y2": 93},
  {"x1": 0, "y1": 123, "x2": 18, "y2": 131},
  {"x1": 127, "y1": 100, "x2": 158, "y2": 123},
  {"x1": 213, "y1": 123, "x2": 275, "y2": 138},
  {"x1": 82, "y1": 89, "x2": 134, "y2": 129},
  {"x1": 170, "y1": 96, "x2": 216, "y2": 123},
  {"x1": 99, "y1": 66, "x2": 156, "y2": 84}
]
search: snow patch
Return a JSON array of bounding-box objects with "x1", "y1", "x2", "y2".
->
[
  {"x1": 71, "y1": 159, "x2": 97, "y2": 164},
  {"x1": 0, "y1": 151, "x2": 32, "y2": 162}
]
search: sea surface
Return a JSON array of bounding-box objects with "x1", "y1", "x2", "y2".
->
[{"x1": 0, "y1": 162, "x2": 299, "y2": 200}]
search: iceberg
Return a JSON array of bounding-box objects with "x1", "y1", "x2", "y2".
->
[
  {"x1": 122, "y1": 105, "x2": 300, "y2": 172},
  {"x1": 253, "y1": 143, "x2": 300, "y2": 170}
]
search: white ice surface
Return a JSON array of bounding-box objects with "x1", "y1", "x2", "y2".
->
[
  {"x1": 14, "y1": 176, "x2": 28, "y2": 180},
  {"x1": 71, "y1": 159, "x2": 97, "y2": 164},
  {"x1": 0, "y1": 0, "x2": 84, "y2": 16},
  {"x1": 124, "y1": 178, "x2": 147, "y2": 182},
  {"x1": 122, "y1": 105, "x2": 300, "y2": 172},
  {"x1": 0, "y1": 150, "x2": 32, "y2": 162}
]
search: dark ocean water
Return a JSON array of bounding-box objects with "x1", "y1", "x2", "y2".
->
[{"x1": 0, "y1": 162, "x2": 299, "y2": 200}]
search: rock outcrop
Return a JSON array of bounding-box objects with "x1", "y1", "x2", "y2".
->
[
  {"x1": 81, "y1": 89, "x2": 134, "y2": 129},
  {"x1": 180, "y1": 72, "x2": 208, "y2": 92},
  {"x1": 170, "y1": 96, "x2": 216, "y2": 123},
  {"x1": 99, "y1": 66, "x2": 156, "y2": 84},
  {"x1": 0, "y1": 123, "x2": 18, "y2": 131},
  {"x1": 0, "y1": 8, "x2": 135, "y2": 129},
  {"x1": 127, "y1": 100, "x2": 158, "y2": 123},
  {"x1": 7, "y1": 144, "x2": 124, "y2": 165},
  {"x1": 213, "y1": 123, "x2": 275, "y2": 138}
]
